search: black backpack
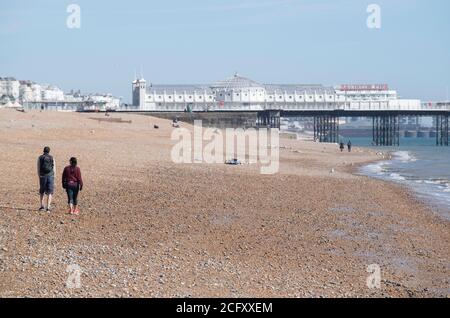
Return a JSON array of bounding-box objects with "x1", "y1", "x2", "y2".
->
[{"x1": 40, "y1": 154, "x2": 54, "y2": 175}]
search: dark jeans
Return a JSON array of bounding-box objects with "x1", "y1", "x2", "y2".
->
[{"x1": 66, "y1": 186, "x2": 79, "y2": 205}]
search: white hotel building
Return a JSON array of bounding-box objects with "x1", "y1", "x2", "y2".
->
[
  {"x1": 0, "y1": 77, "x2": 120, "y2": 111},
  {"x1": 132, "y1": 73, "x2": 421, "y2": 112}
]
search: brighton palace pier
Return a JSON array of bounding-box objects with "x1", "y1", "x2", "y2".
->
[{"x1": 130, "y1": 73, "x2": 450, "y2": 146}]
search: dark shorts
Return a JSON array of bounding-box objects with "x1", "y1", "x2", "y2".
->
[{"x1": 39, "y1": 175, "x2": 54, "y2": 195}]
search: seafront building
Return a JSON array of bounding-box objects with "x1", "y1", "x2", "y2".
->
[
  {"x1": 0, "y1": 77, "x2": 20, "y2": 99},
  {"x1": 0, "y1": 77, "x2": 120, "y2": 111},
  {"x1": 131, "y1": 73, "x2": 422, "y2": 112}
]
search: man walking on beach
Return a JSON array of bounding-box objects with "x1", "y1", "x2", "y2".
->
[
  {"x1": 347, "y1": 140, "x2": 352, "y2": 152},
  {"x1": 37, "y1": 146, "x2": 56, "y2": 212}
]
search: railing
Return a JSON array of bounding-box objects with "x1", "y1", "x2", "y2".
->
[{"x1": 123, "y1": 100, "x2": 450, "y2": 112}]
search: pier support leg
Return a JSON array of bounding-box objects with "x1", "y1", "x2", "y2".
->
[
  {"x1": 372, "y1": 114, "x2": 400, "y2": 146},
  {"x1": 436, "y1": 114, "x2": 449, "y2": 146},
  {"x1": 257, "y1": 111, "x2": 280, "y2": 129},
  {"x1": 313, "y1": 115, "x2": 339, "y2": 143},
  {"x1": 313, "y1": 116, "x2": 317, "y2": 141}
]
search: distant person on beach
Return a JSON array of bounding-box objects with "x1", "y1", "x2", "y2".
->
[
  {"x1": 37, "y1": 146, "x2": 55, "y2": 212},
  {"x1": 339, "y1": 142, "x2": 345, "y2": 152},
  {"x1": 347, "y1": 140, "x2": 352, "y2": 152},
  {"x1": 62, "y1": 157, "x2": 83, "y2": 215}
]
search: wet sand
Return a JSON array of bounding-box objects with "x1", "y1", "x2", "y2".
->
[{"x1": 0, "y1": 109, "x2": 448, "y2": 297}]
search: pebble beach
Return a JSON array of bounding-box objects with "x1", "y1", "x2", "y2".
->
[{"x1": 0, "y1": 109, "x2": 448, "y2": 298}]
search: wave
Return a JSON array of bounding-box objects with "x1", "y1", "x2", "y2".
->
[
  {"x1": 392, "y1": 150, "x2": 417, "y2": 162},
  {"x1": 424, "y1": 180, "x2": 441, "y2": 185},
  {"x1": 389, "y1": 173, "x2": 406, "y2": 181},
  {"x1": 364, "y1": 162, "x2": 384, "y2": 175},
  {"x1": 360, "y1": 150, "x2": 450, "y2": 218}
]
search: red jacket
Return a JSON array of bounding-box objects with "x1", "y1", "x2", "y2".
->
[{"x1": 62, "y1": 166, "x2": 83, "y2": 189}]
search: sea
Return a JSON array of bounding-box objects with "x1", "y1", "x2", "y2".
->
[{"x1": 346, "y1": 137, "x2": 450, "y2": 220}]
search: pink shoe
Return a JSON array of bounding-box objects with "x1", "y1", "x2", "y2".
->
[{"x1": 73, "y1": 208, "x2": 80, "y2": 215}]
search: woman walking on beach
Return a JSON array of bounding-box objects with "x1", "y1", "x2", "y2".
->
[{"x1": 62, "y1": 157, "x2": 83, "y2": 215}]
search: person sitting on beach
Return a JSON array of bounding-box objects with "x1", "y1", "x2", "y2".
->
[
  {"x1": 339, "y1": 142, "x2": 345, "y2": 152},
  {"x1": 37, "y1": 146, "x2": 56, "y2": 212},
  {"x1": 347, "y1": 140, "x2": 352, "y2": 152},
  {"x1": 62, "y1": 157, "x2": 83, "y2": 215}
]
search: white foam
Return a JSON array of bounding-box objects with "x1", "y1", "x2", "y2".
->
[
  {"x1": 424, "y1": 180, "x2": 441, "y2": 185},
  {"x1": 389, "y1": 173, "x2": 406, "y2": 181},
  {"x1": 392, "y1": 151, "x2": 417, "y2": 162},
  {"x1": 364, "y1": 162, "x2": 386, "y2": 175}
]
